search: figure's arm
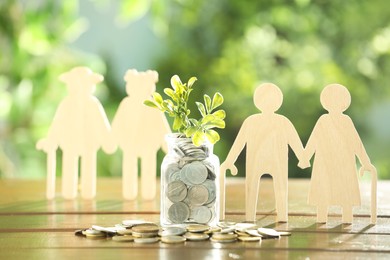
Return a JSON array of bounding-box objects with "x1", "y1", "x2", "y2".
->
[
  {"x1": 348, "y1": 117, "x2": 375, "y2": 172},
  {"x1": 286, "y1": 119, "x2": 304, "y2": 161},
  {"x1": 93, "y1": 99, "x2": 117, "y2": 154},
  {"x1": 221, "y1": 118, "x2": 249, "y2": 176},
  {"x1": 297, "y1": 119, "x2": 320, "y2": 169}
]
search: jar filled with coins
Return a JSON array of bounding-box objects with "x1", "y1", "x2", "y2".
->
[{"x1": 161, "y1": 134, "x2": 220, "y2": 226}]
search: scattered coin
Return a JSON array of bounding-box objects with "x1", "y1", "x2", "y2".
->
[
  {"x1": 84, "y1": 229, "x2": 106, "y2": 238},
  {"x1": 257, "y1": 228, "x2": 281, "y2": 238},
  {"x1": 210, "y1": 238, "x2": 237, "y2": 243},
  {"x1": 217, "y1": 221, "x2": 236, "y2": 228},
  {"x1": 245, "y1": 229, "x2": 263, "y2": 237},
  {"x1": 131, "y1": 223, "x2": 160, "y2": 233},
  {"x1": 212, "y1": 233, "x2": 238, "y2": 241},
  {"x1": 117, "y1": 229, "x2": 133, "y2": 235},
  {"x1": 277, "y1": 231, "x2": 292, "y2": 236},
  {"x1": 161, "y1": 235, "x2": 186, "y2": 244},
  {"x1": 186, "y1": 224, "x2": 210, "y2": 233},
  {"x1": 132, "y1": 231, "x2": 159, "y2": 238},
  {"x1": 112, "y1": 235, "x2": 135, "y2": 242},
  {"x1": 74, "y1": 229, "x2": 85, "y2": 237},
  {"x1": 122, "y1": 220, "x2": 153, "y2": 227},
  {"x1": 133, "y1": 237, "x2": 159, "y2": 244},
  {"x1": 234, "y1": 223, "x2": 257, "y2": 232},
  {"x1": 159, "y1": 227, "x2": 186, "y2": 237},
  {"x1": 238, "y1": 236, "x2": 262, "y2": 242},
  {"x1": 183, "y1": 232, "x2": 209, "y2": 241},
  {"x1": 92, "y1": 225, "x2": 117, "y2": 235}
]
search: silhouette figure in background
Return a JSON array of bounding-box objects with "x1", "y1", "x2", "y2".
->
[
  {"x1": 107, "y1": 70, "x2": 170, "y2": 200},
  {"x1": 220, "y1": 83, "x2": 304, "y2": 222},
  {"x1": 299, "y1": 84, "x2": 377, "y2": 224},
  {"x1": 37, "y1": 67, "x2": 111, "y2": 199}
]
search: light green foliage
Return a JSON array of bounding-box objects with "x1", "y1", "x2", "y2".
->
[{"x1": 144, "y1": 75, "x2": 225, "y2": 146}]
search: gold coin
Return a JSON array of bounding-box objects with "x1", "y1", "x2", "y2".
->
[
  {"x1": 112, "y1": 235, "x2": 135, "y2": 242},
  {"x1": 234, "y1": 231, "x2": 250, "y2": 237},
  {"x1": 210, "y1": 238, "x2": 236, "y2": 243},
  {"x1": 132, "y1": 223, "x2": 160, "y2": 233},
  {"x1": 133, "y1": 237, "x2": 159, "y2": 244},
  {"x1": 183, "y1": 232, "x2": 209, "y2": 241},
  {"x1": 204, "y1": 226, "x2": 221, "y2": 234},
  {"x1": 238, "y1": 236, "x2": 262, "y2": 242},
  {"x1": 117, "y1": 229, "x2": 133, "y2": 235},
  {"x1": 277, "y1": 231, "x2": 291, "y2": 236},
  {"x1": 160, "y1": 235, "x2": 186, "y2": 244},
  {"x1": 186, "y1": 224, "x2": 209, "y2": 233},
  {"x1": 212, "y1": 233, "x2": 237, "y2": 240},
  {"x1": 132, "y1": 231, "x2": 158, "y2": 238}
]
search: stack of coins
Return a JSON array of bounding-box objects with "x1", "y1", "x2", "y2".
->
[
  {"x1": 162, "y1": 138, "x2": 219, "y2": 225},
  {"x1": 75, "y1": 219, "x2": 291, "y2": 244}
]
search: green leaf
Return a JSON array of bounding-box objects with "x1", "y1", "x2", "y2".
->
[
  {"x1": 196, "y1": 102, "x2": 206, "y2": 117},
  {"x1": 204, "y1": 118, "x2": 225, "y2": 129},
  {"x1": 187, "y1": 77, "x2": 197, "y2": 88},
  {"x1": 173, "y1": 116, "x2": 183, "y2": 130},
  {"x1": 164, "y1": 88, "x2": 177, "y2": 101},
  {"x1": 170, "y1": 75, "x2": 183, "y2": 91},
  {"x1": 189, "y1": 118, "x2": 199, "y2": 126},
  {"x1": 201, "y1": 114, "x2": 215, "y2": 124},
  {"x1": 143, "y1": 100, "x2": 158, "y2": 109},
  {"x1": 204, "y1": 94, "x2": 212, "y2": 113},
  {"x1": 192, "y1": 130, "x2": 205, "y2": 146},
  {"x1": 212, "y1": 109, "x2": 226, "y2": 119},
  {"x1": 185, "y1": 126, "x2": 198, "y2": 137},
  {"x1": 205, "y1": 129, "x2": 220, "y2": 144},
  {"x1": 152, "y1": 92, "x2": 163, "y2": 104},
  {"x1": 211, "y1": 92, "x2": 224, "y2": 110}
]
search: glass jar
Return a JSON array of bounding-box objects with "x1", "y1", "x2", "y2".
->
[{"x1": 160, "y1": 134, "x2": 220, "y2": 227}]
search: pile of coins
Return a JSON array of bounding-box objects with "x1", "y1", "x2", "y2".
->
[
  {"x1": 162, "y1": 138, "x2": 219, "y2": 225},
  {"x1": 75, "y1": 220, "x2": 291, "y2": 244}
]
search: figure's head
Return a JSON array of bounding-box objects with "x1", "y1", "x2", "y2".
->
[
  {"x1": 124, "y1": 69, "x2": 158, "y2": 98},
  {"x1": 253, "y1": 83, "x2": 283, "y2": 113},
  {"x1": 59, "y1": 67, "x2": 103, "y2": 95},
  {"x1": 320, "y1": 84, "x2": 351, "y2": 113}
]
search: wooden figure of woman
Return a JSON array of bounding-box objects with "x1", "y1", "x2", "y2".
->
[
  {"x1": 36, "y1": 67, "x2": 111, "y2": 200},
  {"x1": 299, "y1": 84, "x2": 377, "y2": 224},
  {"x1": 107, "y1": 70, "x2": 170, "y2": 200}
]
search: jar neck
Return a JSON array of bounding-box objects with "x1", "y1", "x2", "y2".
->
[{"x1": 165, "y1": 134, "x2": 213, "y2": 158}]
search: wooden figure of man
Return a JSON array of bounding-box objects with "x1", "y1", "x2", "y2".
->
[
  {"x1": 221, "y1": 83, "x2": 304, "y2": 222},
  {"x1": 106, "y1": 69, "x2": 170, "y2": 200},
  {"x1": 36, "y1": 67, "x2": 111, "y2": 200},
  {"x1": 299, "y1": 84, "x2": 377, "y2": 224}
]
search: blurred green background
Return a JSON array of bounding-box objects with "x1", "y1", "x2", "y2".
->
[{"x1": 1, "y1": 0, "x2": 389, "y2": 180}]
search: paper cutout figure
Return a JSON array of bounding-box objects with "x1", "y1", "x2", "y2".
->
[
  {"x1": 106, "y1": 69, "x2": 170, "y2": 200},
  {"x1": 299, "y1": 84, "x2": 377, "y2": 224},
  {"x1": 220, "y1": 83, "x2": 304, "y2": 222},
  {"x1": 37, "y1": 67, "x2": 111, "y2": 200}
]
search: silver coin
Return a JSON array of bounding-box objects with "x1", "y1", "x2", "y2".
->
[
  {"x1": 234, "y1": 223, "x2": 257, "y2": 232},
  {"x1": 181, "y1": 161, "x2": 208, "y2": 185},
  {"x1": 202, "y1": 160, "x2": 216, "y2": 180},
  {"x1": 246, "y1": 229, "x2": 263, "y2": 237},
  {"x1": 169, "y1": 171, "x2": 181, "y2": 183},
  {"x1": 168, "y1": 202, "x2": 190, "y2": 224},
  {"x1": 158, "y1": 227, "x2": 186, "y2": 237},
  {"x1": 91, "y1": 225, "x2": 117, "y2": 235},
  {"x1": 257, "y1": 227, "x2": 280, "y2": 238},
  {"x1": 122, "y1": 220, "x2": 153, "y2": 227},
  {"x1": 167, "y1": 180, "x2": 187, "y2": 203},
  {"x1": 165, "y1": 163, "x2": 181, "y2": 177},
  {"x1": 187, "y1": 185, "x2": 209, "y2": 206},
  {"x1": 202, "y1": 180, "x2": 216, "y2": 204},
  {"x1": 191, "y1": 206, "x2": 212, "y2": 224}
]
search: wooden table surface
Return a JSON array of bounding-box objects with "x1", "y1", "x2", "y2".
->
[{"x1": 0, "y1": 177, "x2": 389, "y2": 259}]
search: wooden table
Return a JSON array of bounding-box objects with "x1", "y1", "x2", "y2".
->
[{"x1": 0, "y1": 178, "x2": 389, "y2": 259}]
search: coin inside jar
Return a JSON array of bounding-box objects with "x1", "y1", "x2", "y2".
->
[
  {"x1": 180, "y1": 161, "x2": 208, "y2": 185},
  {"x1": 167, "y1": 180, "x2": 187, "y2": 203},
  {"x1": 191, "y1": 206, "x2": 212, "y2": 224},
  {"x1": 168, "y1": 202, "x2": 190, "y2": 223},
  {"x1": 187, "y1": 185, "x2": 209, "y2": 206}
]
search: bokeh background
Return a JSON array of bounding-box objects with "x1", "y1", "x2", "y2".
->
[{"x1": 1, "y1": 0, "x2": 389, "y2": 180}]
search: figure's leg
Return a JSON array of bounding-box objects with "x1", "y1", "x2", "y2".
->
[
  {"x1": 317, "y1": 205, "x2": 328, "y2": 223},
  {"x1": 342, "y1": 206, "x2": 353, "y2": 224},
  {"x1": 141, "y1": 152, "x2": 157, "y2": 200},
  {"x1": 80, "y1": 151, "x2": 97, "y2": 199},
  {"x1": 273, "y1": 174, "x2": 288, "y2": 222},
  {"x1": 245, "y1": 171, "x2": 260, "y2": 222},
  {"x1": 62, "y1": 153, "x2": 79, "y2": 199},
  {"x1": 122, "y1": 152, "x2": 138, "y2": 200}
]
